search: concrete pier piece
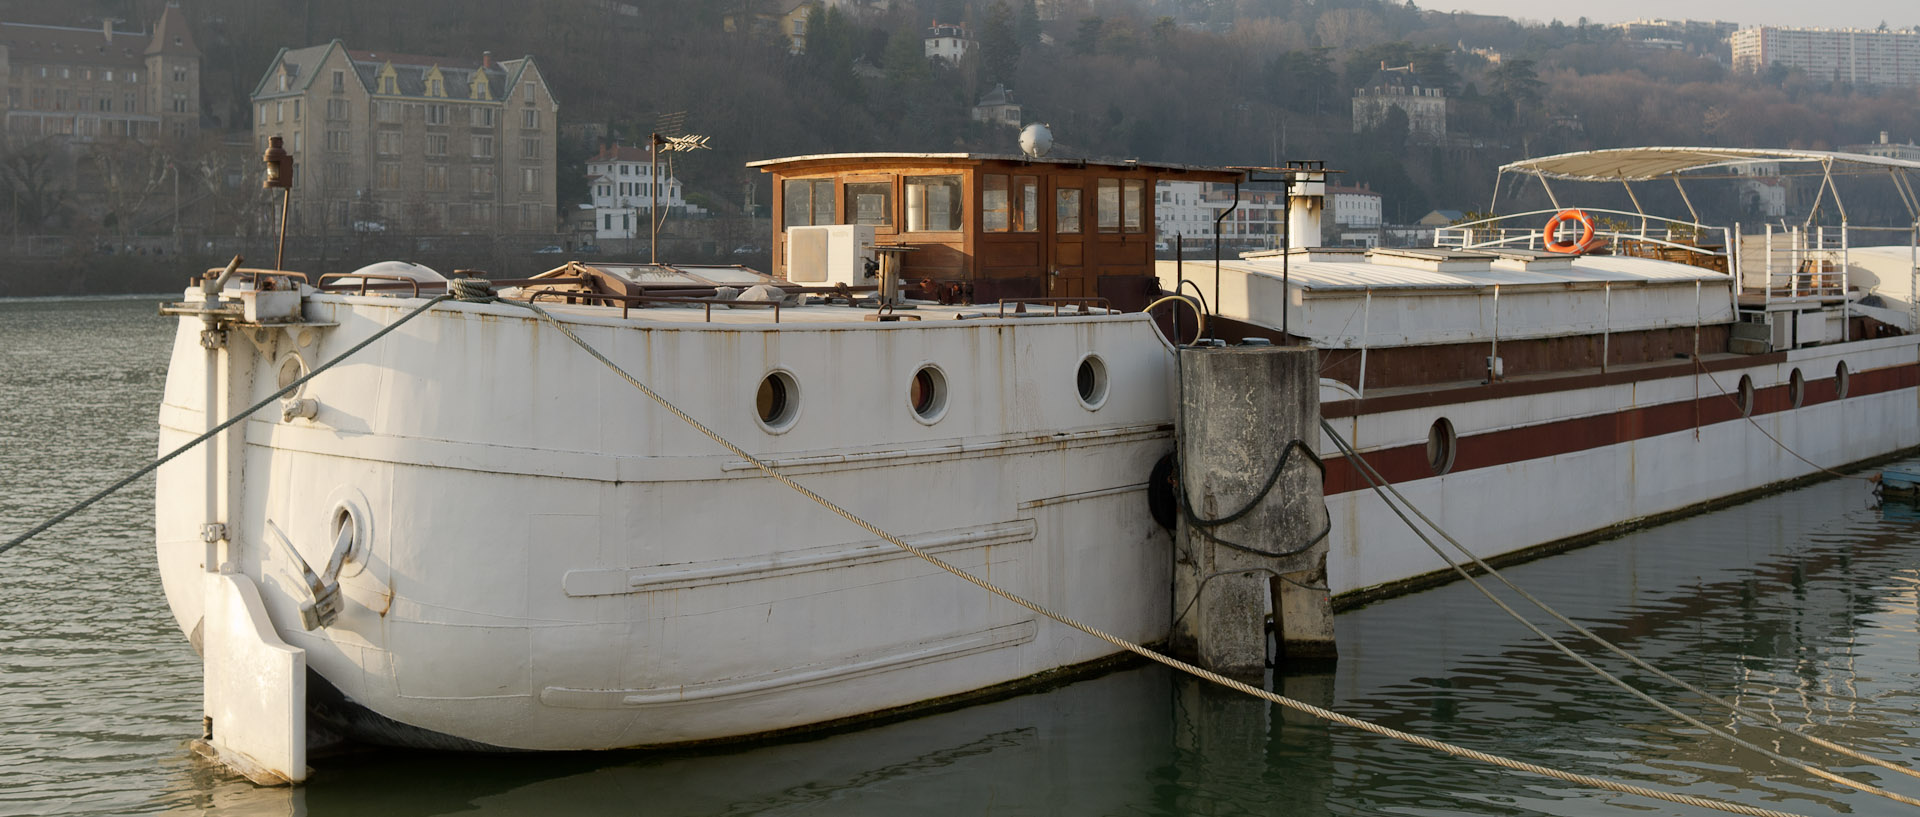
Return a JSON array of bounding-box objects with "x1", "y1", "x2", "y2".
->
[{"x1": 1172, "y1": 345, "x2": 1335, "y2": 679}]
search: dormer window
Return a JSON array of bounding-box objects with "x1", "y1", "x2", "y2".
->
[{"x1": 377, "y1": 62, "x2": 398, "y2": 95}]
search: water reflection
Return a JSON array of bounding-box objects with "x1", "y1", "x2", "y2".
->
[{"x1": 8, "y1": 299, "x2": 1920, "y2": 816}]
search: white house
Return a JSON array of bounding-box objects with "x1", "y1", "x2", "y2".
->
[
  {"x1": 925, "y1": 21, "x2": 974, "y2": 64},
  {"x1": 586, "y1": 144, "x2": 704, "y2": 242}
]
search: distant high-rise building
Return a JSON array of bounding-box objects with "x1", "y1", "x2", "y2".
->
[
  {"x1": 1731, "y1": 26, "x2": 1920, "y2": 86},
  {"x1": 0, "y1": 2, "x2": 200, "y2": 142},
  {"x1": 250, "y1": 41, "x2": 558, "y2": 236}
]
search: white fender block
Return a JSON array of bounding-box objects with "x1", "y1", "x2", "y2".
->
[{"x1": 197, "y1": 571, "x2": 307, "y2": 785}]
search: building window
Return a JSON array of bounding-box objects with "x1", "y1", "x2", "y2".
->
[
  {"x1": 323, "y1": 162, "x2": 347, "y2": 188},
  {"x1": 522, "y1": 167, "x2": 539, "y2": 193},
  {"x1": 522, "y1": 108, "x2": 539, "y2": 129},
  {"x1": 173, "y1": 66, "x2": 187, "y2": 82},
  {"x1": 1015, "y1": 175, "x2": 1039, "y2": 232},
  {"x1": 470, "y1": 107, "x2": 494, "y2": 127},
  {"x1": 332, "y1": 70, "x2": 344, "y2": 92},
  {"x1": 377, "y1": 131, "x2": 402, "y2": 155},
  {"x1": 326, "y1": 130, "x2": 350, "y2": 152},
  {"x1": 426, "y1": 134, "x2": 448, "y2": 156},
  {"x1": 471, "y1": 167, "x2": 494, "y2": 193},
  {"x1": 471, "y1": 135, "x2": 494, "y2": 158},
  {"x1": 844, "y1": 181, "x2": 891, "y2": 228},
  {"x1": 377, "y1": 162, "x2": 401, "y2": 190},
  {"x1": 275, "y1": 101, "x2": 284, "y2": 123},
  {"x1": 376, "y1": 101, "x2": 400, "y2": 122},
  {"x1": 782, "y1": 178, "x2": 834, "y2": 229},
  {"x1": 426, "y1": 104, "x2": 447, "y2": 125},
  {"x1": 327, "y1": 98, "x2": 348, "y2": 119},
  {"x1": 291, "y1": 99, "x2": 299, "y2": 120},
  {"x1": 521, "y1": 138, "x2": 540, "y2": 159},
  {"x1": 425, "y1": 165, "x2": 448, "y2": 191}
]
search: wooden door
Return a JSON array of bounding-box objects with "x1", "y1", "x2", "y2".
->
[{"x1": 1049, "y1": 179, "x2": 1087, "y2": 297}]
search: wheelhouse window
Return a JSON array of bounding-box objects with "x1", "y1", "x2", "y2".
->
[
  {"x1": 782, "y1": 178, "x2": 834, "y2": 230},
  {"x1": 1122, "y1": 179, "x2": 1145, "y2": 233},
  {"x1": 984, "y1": 174, "x2": 1040, "y2": 232},
  {"x1": 1056, "y1": 188, "x2": 1082, "y2": 234},
  {"x1": 983, "y1": 174, "x2": 1010, "y2": 232},
  {"x1": 905, "y1": 175, "x2": 962, "y2": 232},
  {"x1": 1097, "y1": 178, "x2": 1121, "y2": 232},
  {"x1": 845, "y1": 181, "x2": 893, "y2": 228},
  {"x1": 1015, "y1": 175, "x2": 1039, "y2": 232}
]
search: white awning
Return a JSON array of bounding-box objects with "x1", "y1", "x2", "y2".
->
[{"x1": 1500, "y1": 147, "x2": 1920, "y2": 182}]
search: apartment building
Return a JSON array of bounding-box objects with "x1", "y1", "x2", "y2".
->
[
  {"x1": 1731, "y1": 26, "x2": 1920, "y2": 86},
  {"x1": 0, "y1": 2, "x2": 200, "y2": 142},
  {"x1": 250, "y1": 40, "x2": 558, "y2": 235},
  {"x1": 586, "y1": 144, "x2": 702, "y2": 242}
]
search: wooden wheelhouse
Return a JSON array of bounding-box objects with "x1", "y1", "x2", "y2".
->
[{"x1": 750, "y1": 153, "x2": 1241, "y2": 311}]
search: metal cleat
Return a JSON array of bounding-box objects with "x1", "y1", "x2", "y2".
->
[{"x1": 264, "y1": 519, "x2": 354, "y2": 630}]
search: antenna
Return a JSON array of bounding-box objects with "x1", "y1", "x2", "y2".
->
[{"x1": 649, "y1": 127, "x2": 711, "y2": 264}]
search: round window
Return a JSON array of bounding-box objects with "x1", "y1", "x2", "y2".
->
[
  {"x1": 1835, "y1": 361, "x2": 1850, "y2": 399},
  {"x1": 1736, "y1": 374, "x2": 1755, "y2": 416},
  {"x1": 1076, "y1": 355, "x2": 1109, "y2": 409},
  {"x1": 1427, "y1": 417, "x2": 1457, "y2": 475},
  {"x1": 1788, "y1": 368, "x2": 1805, "y2": 409},
  {"x1": 755, "y1": 371, "x2": 800, "y2": 431},
  {"x1": 909, "y1": 365, "x2": 948, "y2": 423}
]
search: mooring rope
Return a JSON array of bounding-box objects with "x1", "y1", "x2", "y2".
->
[
  {"x1": 1322, "y1": 419, "x2": 1920, "y2": 802},
  {"x1": 0, "y1": 294, "x2": 454, "y2": 558},
  {"x1": 493, "y1": 292, "x2": 1821, "y2": 817}
]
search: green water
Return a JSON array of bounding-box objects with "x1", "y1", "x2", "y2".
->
[{"x1": 5, "y1": 297, "x2": 1920, "y2": 816}]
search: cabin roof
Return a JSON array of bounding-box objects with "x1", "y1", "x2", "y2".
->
[
  {"x1": 1167, "y1": 248, "x2": 1728, "y2": 293},
  {"x1": 747, "y1": 152, "x2": 1243, "y2": 180}
]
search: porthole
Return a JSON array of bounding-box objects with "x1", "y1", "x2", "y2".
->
[
  {"x1": 755, "y1": 370, "x2": 800, "y2": 432},
  {"x1": 1076, "y1": 355, "x2": 1109, "y2": 410},
  {"x1": 1789, "y1": 368, "x2": 1805, "y2": 409},
  {"x1": 909, "y1": 365, "x2": 948, "y2": 423},
  {"x1": 1835, "y1": 361, "x2": 1850, "y2": 399},
  {"x1": 1426, "y1": 417, "x2": 1457, "y2": 476},
  {"x1": 1736, "y1": 374, "x2": 1755, "y2": 416}
]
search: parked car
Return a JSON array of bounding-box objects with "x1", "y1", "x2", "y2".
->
[
  {"x1": 576, "y1": 244, "x2": 601, "y2": 254},
  {"x1": 732, "y1": 245, "x2": 763, "y2": 255},
  {"x1": 534, "y1": 245, "x2": 564, "y2": 254}
]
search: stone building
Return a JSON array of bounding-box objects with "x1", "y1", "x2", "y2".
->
[
  {"x1": 250, "y1": 41, "x2": 558, "y2": 235},
  {"x1": 1351, "y1": 64, "x2": 1447, "y2": 142},
  {"x1": 0, "y1": 2, "x2": 200, "y2": 142}
]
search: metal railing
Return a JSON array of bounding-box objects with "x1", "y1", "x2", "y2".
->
[{"x1": 1436, "y1": 208, "x2": 1734, "y2": 273}]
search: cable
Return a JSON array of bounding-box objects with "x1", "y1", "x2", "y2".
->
[
  {"x1": 2, "y1": 294, "x2": 453, "y2": 558},
  {"x1": 496, "y1": 294, "x2": 1819, "y2": 817}
]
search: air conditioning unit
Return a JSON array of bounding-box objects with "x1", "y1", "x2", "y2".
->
[{"x1": 786, "y1": 225, "x2": 876, "y2": 285}]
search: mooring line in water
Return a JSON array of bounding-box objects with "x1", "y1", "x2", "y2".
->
[
  {"x1": 0, "y1": 294, "x2": 453, "y2": 559},
  {"x1": 1690, "y1": 355, "x2": 1878, "y2": 483},
  {"x1": 497, "y1": 295, "x2": 1822, "y2": 817},
  {"x1": 1323, "y1": 420, "x2": 1920, "y2": 799}
]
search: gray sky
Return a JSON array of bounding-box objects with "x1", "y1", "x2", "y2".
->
[{"x1": 1434, "y1": 1, "x2": 1912, "y2": 29}]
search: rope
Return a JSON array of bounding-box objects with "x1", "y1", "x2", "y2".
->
[
  {"x1": 0, "y1": 294, "x2": 453, "y2": 558},
  {"x1": 1691, "y1": 355, "x2": 1876, "y2": 482},
  {"x1": 1175, "y1": 442, "x2": 1333, "y2": 560},
  {"x1": 1321, "y1": 420, "x2": 1920, "y2": 805},
  {"x1": 497, "y1": 296, "x2": 1817, "y2": 817}
]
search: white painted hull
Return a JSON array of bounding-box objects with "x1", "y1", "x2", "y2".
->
[
  {"x1": 157, "y1": 294, "x2": 1178, "y2": 750},
  {"x1": 1322, "y1": 337, "x2": 1920, "y2": 596},
  {"x1": 156, "y1": 289, "x2": 1919, "y2": 751}
]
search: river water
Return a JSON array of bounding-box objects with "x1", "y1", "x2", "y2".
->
[{"x1": 5, "y1": 297, "x2": 1920, "y2": 817}]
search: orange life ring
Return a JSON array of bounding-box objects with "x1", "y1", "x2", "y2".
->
[{"x1": 1542, "y1": 209, "x2": 1599, "y2": 254}]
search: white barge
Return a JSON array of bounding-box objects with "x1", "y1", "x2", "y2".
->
[{"x1": 154, "y1": 146, "x2": 1920, "y2": 783}]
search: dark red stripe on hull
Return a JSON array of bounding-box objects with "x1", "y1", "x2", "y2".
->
[{"x1": 1323, "y1": 362, "x2": 1920, "y2": 495}]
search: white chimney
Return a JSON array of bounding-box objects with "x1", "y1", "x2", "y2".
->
[
  {"x1": 1882, "y1": 130, "x2": 1891, "y2": 144},
  {"x1": 1288, "y1": 171, "x2": 1326, "y2": 250}
]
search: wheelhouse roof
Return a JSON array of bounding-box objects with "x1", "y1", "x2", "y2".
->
[
  {"x1": 1501, "y1": 147, "x2": 1920, "y2": 182},
  {"x1": 747, "y1": 152, "x2": 1243, "y2": 180}
]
